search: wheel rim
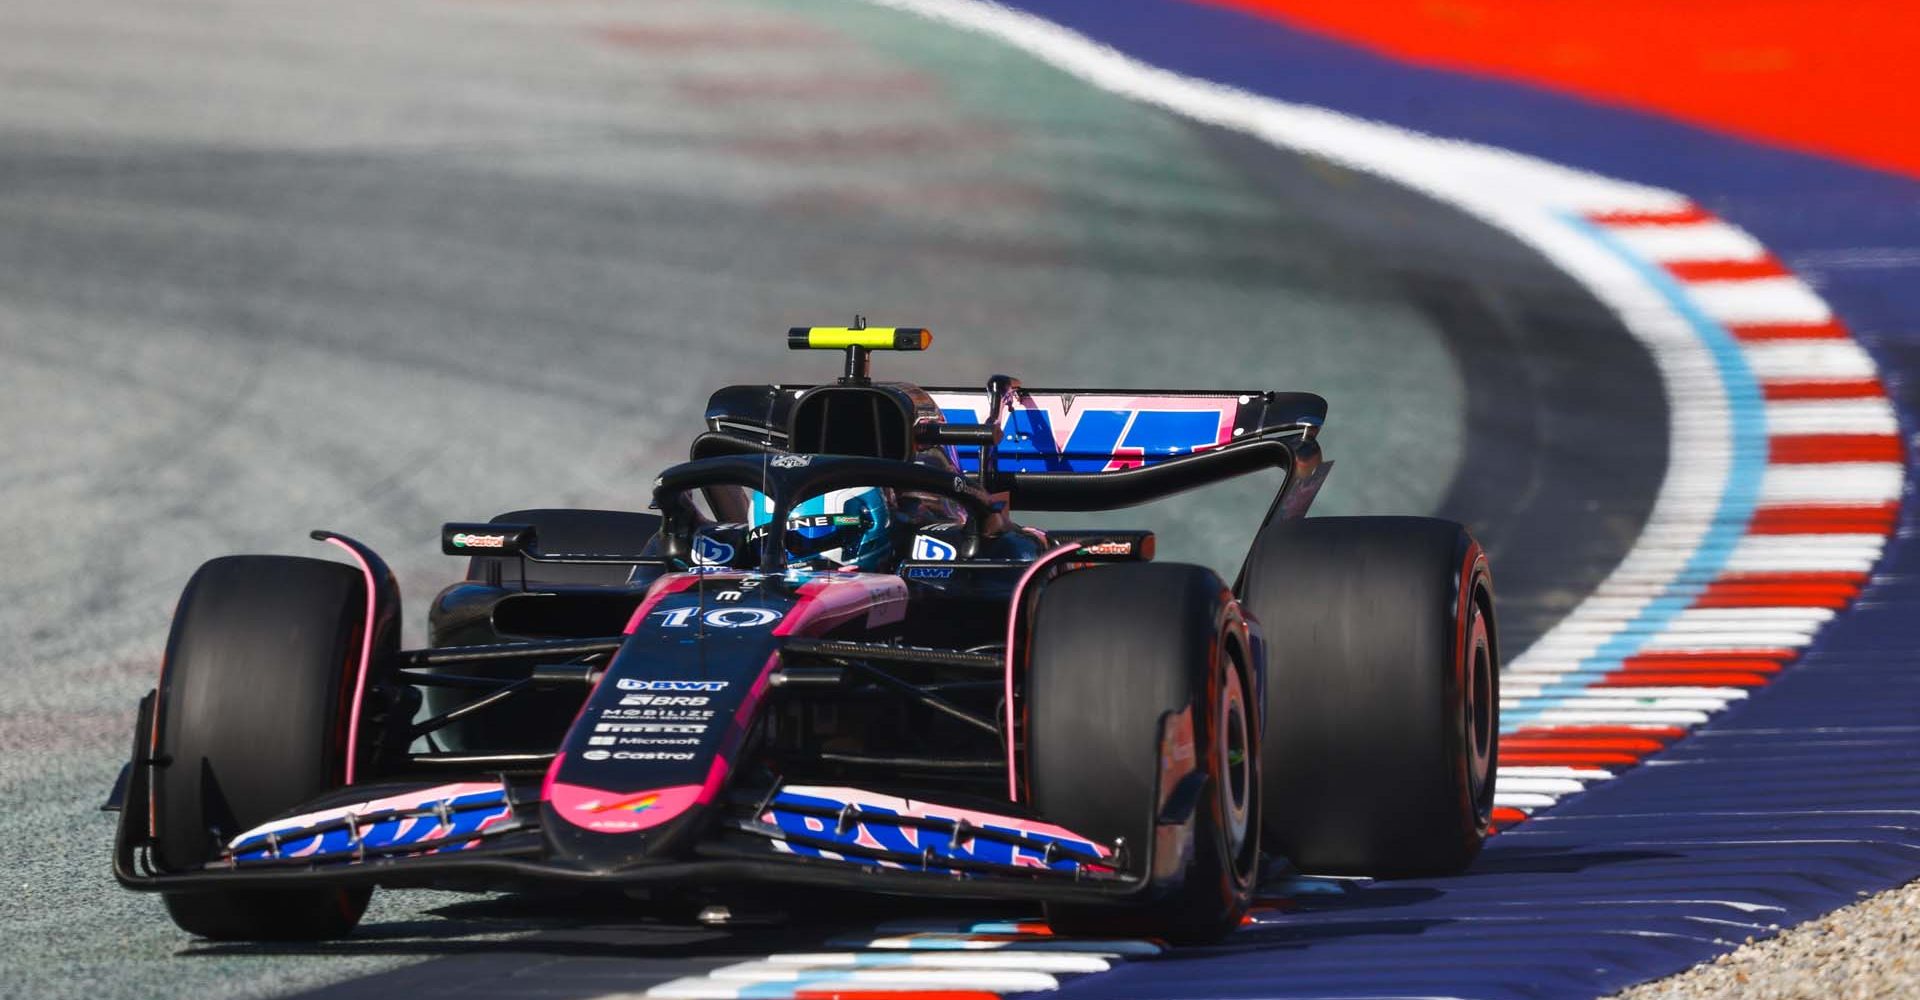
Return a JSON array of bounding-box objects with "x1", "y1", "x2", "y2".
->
[
  {"x1": 1220, "y1": 665, "x2": 1253, "y2": 857},
  {"x1": 1463, "y1": 598, "x2": 1495, "y2": 811}
]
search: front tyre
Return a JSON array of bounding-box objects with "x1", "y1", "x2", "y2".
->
[
  {"x1": 152, "y1": 556, "x2": 375, "y2": 940},
  {"x1": 1025, "y1": 563, "x2": 1259, "y2": 943}
]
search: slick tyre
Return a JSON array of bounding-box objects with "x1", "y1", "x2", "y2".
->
[
  {"x1": 152, "y1": 556, "x2": 373, "y2": 940},
  {"x1": 1238, "y1": 516, "x2": 1497, "y2": 876},
  {"x1": 465, "y1": 508, "x2": 661, "y2": 588},
  {"x1": 1026, "y1": 564, "x2": 1259, "y2": 943}
]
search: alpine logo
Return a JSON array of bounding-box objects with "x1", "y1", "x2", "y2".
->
[
  {"x1": 910, "y1": 535, "x2": 958, "y2": 561},
  {"x1": 692, "y1": 534, "x2": 735, "y2": 565}
]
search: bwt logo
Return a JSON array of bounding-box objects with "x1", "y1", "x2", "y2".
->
[
  {"x1": 767, "y1": 792, "x2": 1106, "y2": 872},
  {"x1": 937, "y1": 405, "x2": 1228, "y2": 473},
  {"x1": 617, "y1": 679, "x2": 728, "y2": 692}
]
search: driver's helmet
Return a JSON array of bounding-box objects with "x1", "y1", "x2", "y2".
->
[{"x1": 750, "y1": 486, "x2": 896, "y2": 571}]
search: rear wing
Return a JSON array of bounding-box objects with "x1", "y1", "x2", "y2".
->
[
  {"x1": 701, "y1": 385, "x2": 1327, "y2": 512},
  {"x1": 924, "y1": 389, "x2": 1324, "y2": 474}
]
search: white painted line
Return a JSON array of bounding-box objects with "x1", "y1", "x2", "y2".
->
[
  {"x1": 1743, "y1": 341, "x2": 1879, "y2": 381},
  {"x1": 1605, "y1": 221, "x2": 1769, "y2": 263},
  {"x1": 1685, "y1": 276, "x2": 1833, "y2": 326},
  {"x1": 1495, "y1": 777, "x2": 1590, "y2": 796},
  {"x1": 700, "y1": 966, "x2": 1062, "y2": 990},
  {"x1": 1527, "y1": 709, "x2": 1716, "y2": 726},
  {"x1": 754, "y1": 952, "x2": 1116, "y2": 973},
  {"x1": 1763, "y1": 399, "x2": 1899, "y2": 435},
  {"x1": 1505, "y1": 685, "x2": 1753, "y2": 702},
  {"x1": 1640, "y1": 630, "x2": 1827, "y2": 651},
  {"x1": 1577, "y1": 687, "x2": 1754, "y2": 701},
  {"x1": 1497, "y1": 766, "x2": 1615, "y2": 781},
  {"x1": 642, "y1": 980, "x2": 746, "y2": 1000},
  {"x1": 1761, "y1": 463, "x2": 1905, "y2": 503},
  {"x1": 836, "y1": 933, "x2": 1165, "y2": 955},
  {"x1": 1504, "y1": 695, "x2": 1739, "y2": 712},
  {"x1": 1495, "y1": 791, "x2": 1563, "y2": 809}
]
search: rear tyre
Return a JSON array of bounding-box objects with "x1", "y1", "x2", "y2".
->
[
  {"x1": 1238, "y1": 516, "x2": 1497, "y2": 877},
  {"x1": 465, "y1": 508, "x2": 661, "y2": 588},
  {"x1": 1026, "y1": 564, "x2": 1259, "y2": 943},
  {"x1": 153, "y1": 556, "x2": 374, "y2": 940}
]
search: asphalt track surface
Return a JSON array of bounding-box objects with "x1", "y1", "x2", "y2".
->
[{"x1": 0, "y1": 1, "x2": 1662, "y2": 997}]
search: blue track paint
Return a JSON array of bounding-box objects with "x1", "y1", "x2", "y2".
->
[{"x1": 1500, "y1": 214, "x2": 1767, "y2": 728}]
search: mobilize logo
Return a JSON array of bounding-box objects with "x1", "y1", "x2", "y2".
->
[
  {"x1": 600, "y1": 708, "x2": 714, "y2": 720},
  {"x1": 449, "y1": 533, "x2": 507, "y2": 549},
  {"x1": 617, "y1": 679, "x2": 728, "y2": 692}
]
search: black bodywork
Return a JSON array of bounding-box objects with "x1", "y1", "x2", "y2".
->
[{"x1": 109, "y1": 358, "x2": 1327, "y2": 911}]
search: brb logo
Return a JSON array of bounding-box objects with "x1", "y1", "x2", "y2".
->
[{"x1": 930, "y1": 393, "x2": 1236, "y2": 473}]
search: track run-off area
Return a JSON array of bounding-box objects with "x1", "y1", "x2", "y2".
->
[{"x1": 3, "y1": 1, "x2": 1914, "y2": 999}]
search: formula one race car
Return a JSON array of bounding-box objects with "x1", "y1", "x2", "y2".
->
[{"x1": 108, "y1": 327, "x2": 1499, "y2": 943}]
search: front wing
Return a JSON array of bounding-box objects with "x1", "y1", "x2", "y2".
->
[{"x1": 111, "y1": 766, "x2": 1166, "y2": 906}]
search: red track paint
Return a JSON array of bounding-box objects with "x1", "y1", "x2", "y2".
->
[
  {"x1": 1746, "y1": 503, "x2": 1899, "y2": 535},
  {"x1": 1490, "y1": 806, "x2": 1530, "y2": 828},
  {"x1": 1726, "y1": 320, "x2": 1852, "y2": 341},
  {"x1": 1592, "y1": 672, "x2": 1769, "y2": 688},
  {"x1": 1620, "y1": 653, "x2": 1791, "y2": 674},
  {"x1": 1764, "y1": 378, "x2": 1887, "y2": 400},
  {"x1": 1500, "y1": 751, "x2": 1647, "y2": 767},
  {"x1": 1583, "y1": 205, "x2": 1713, "y2": 227},
  {"x1": 1664, "y1": 257, "x2": 1789, "y2": 282},
  {"x1": 1769, "y1": 434, "x2": 1903, "y2": 464},
  {"x1": 1502, "y1": 735, "x2": 1666, "y2": 753},
  {"x1": 1189, "y1": 0, "x2": 1920, "y2": 180}
]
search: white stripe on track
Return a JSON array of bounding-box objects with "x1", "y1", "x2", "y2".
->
[
  {"x1": 1606, "y1": 221, "x2": 1770, "y2": 263},
  {"x1": 1686, "y1": 277, "x2": 1834, "y2": 325},
  {"x1": 1763, "y1": 399, "x2": 1899, "y2": 435},
  {"x1": 1743, "y1": 341, "x2": 1881, "y2": 381},
  {"x1": 1760, "y1": 463, "x2": 1904, "y2": 503}
]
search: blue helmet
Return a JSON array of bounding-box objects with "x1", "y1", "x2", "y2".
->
[{"x1": 749, "y1": 486, "x2": 895, "y2": 572}]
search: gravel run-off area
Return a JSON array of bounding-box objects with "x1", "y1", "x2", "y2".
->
[{"x1": 1613, "y1": 876, "x2": 1920, "y2": 999}]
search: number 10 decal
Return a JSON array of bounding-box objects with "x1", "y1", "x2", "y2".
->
[{"x1": 652, "y1": 607, "x2": 784, "y2": 629}]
